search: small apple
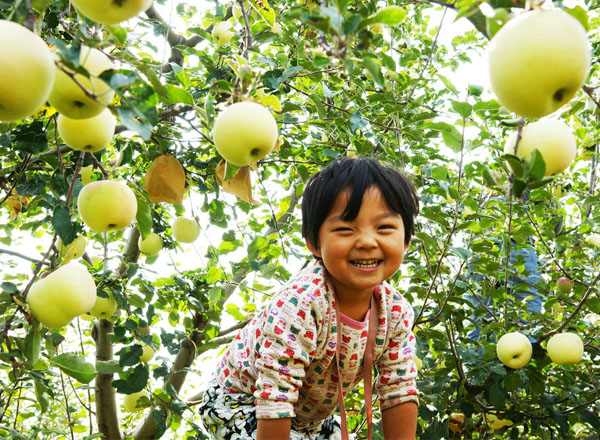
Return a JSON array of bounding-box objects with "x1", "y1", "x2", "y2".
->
[
  {"x1": 138, "y1": 232, "x2": 163, "y2": 256},
  {"x1": 57, "y1": 109, "x2": 116, "y2": 153},
  {"x1": 26, "y1": 262, "x2": 97, "y2": 328},
  {"x1": 504, "y1": 119, "x2": 576, "y2": 176},
  {"x1": 488, "y1": 9, "x2": 590, "y2": 118},
  {"x1": 556, "y1": 277, "x2": 573, "y2": 294},
  {"x1": 71, "y1": 0, "x2": 153, "y2": 25},
  {"x1": 138, "y1": 342, "x2": 156, "y2": 363},
  {"x1": 546, "y1": 332, "x2": 584, "y2": 365},
  {"x1": 89, "y1": 290, "x2": 117, "y2": 319},
  {"x1": 585, "y1": 233, "x2": 600, "y2": 248},
  {"x1": 212, "y1": 21, "x2": 234, "y2": 47},
  {"x1": 123, "y1": 389, "x2": 149, "y2": 413},
  {"x1": 0, "y1": 20, "x2": 55, "y2": 122},
  {"x1": 486, "y1": 413, "x2": 513, "y2": 430},
  {"x1": 172, "y1": 216, "x2": 200, "y2": 243},
  {"x1": 80, "y1": 165, "x2": 95, "y2": 185},
  {"x1": 496, "y1": 331, "x2": 532, "y2": 369},
  {"x1": 77, "y1": 180, "x2": 138, "y2": 233},
  {"x1": 48, "y1": 47, "x2": 115, "y2": 120},
  {"x1": 57, "y1": 234, "x2": 87, "y2": 263},
  {"x1": 212, "y1": 101, "x2": 278, "y2": 166}
]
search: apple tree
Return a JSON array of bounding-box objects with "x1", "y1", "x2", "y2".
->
[{"x1": 1, "y1": 0, "x2": 599, "y2": 439}]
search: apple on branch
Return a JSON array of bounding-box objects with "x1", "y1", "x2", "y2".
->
[
  {"x1": 89, "y1": 290, "x2": 118, "y2": 319},
  {"x1": 546, "y1": 332, "x2": 584, "y2": 365},
  {"x1": 139, "y1": 232, "x2": 163, "y2": 256},
  {"x1": 138, "y1": 341, "x2": 156, "y2": 363},
  {"x1": 585, "y1": 233, "x2": 600, "y2": 248},
  {"x1": 504, "y1": 119, "x2": 577, "y2": 176},
  {"x1": 58, "y1": 108, "x2": 116, "y2": 153},
  {"x1": 212, "y1": 101, "x2": 278, "y2": 167},
  {"x1": 26, "y1": 262, "x2": 97, "y2": 328},
  {"x1": 57, "y1": 234, "x2": 87, "y2": 264},
  {"x1": 556, "y1": 276, "x2": 573, "y2": 294},
  {"x1": 48, "y1": 47, "x2": 115, "y2": 120},
  {"x1": 212, "y1": 21, "x2": 234, "y2": 47},
  {"x1": 172, "y1": 216, "x2": 200, "y2": 243},
  {"x1": 488, "y1": 8, "x2": 590, "y2": 118},
  {"x1": 70, "y1": 0, "x2": 153, "y2": 25},
  {"x1": 0, "y1": 20, "x2": 55, "y2": 122},
  {"x1": 496, "y1": 331, "x2": 532, "y2": 369},
  {"x1": 77, "y1": 180, "x2": 138, "y2": 233},
  {"x1": 123, "y1": 389, "x2": 150, "y2": 413}
]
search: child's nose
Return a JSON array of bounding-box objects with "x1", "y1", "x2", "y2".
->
[{"x1": 356, "y1": 233, "x2": 377, "y2": 248}]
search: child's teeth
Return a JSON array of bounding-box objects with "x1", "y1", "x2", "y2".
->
[{"x1": 353, "y1": 260, "x2": 378, "y2": 268}]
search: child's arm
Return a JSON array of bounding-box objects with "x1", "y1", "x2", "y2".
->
[
  {"x1": 257, "y1": 417, "x2": 292, "y2": 440},
  {"x1": 381, "y1": 401, "x2": 418, "y2": 440}
]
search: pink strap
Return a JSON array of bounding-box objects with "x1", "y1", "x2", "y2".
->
[{"x1": 334, "y1": 295, "x2": 378, "y2": 440}]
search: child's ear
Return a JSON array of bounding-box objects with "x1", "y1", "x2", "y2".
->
[{"x1": 305, "y1": 238, "x2": 322, "y2": 259}]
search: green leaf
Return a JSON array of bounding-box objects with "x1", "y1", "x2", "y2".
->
[
  {"x1": 49, "y1": 353, "x2": 96, "y2": 384},
  {"x1": 96, "y1": 360, "x2": 123, "y2": 375},
  {"x1": 136, "y1": 197, "x2": 153, "y2": 240},
  {"x1": 12, "y1": 121, "x2": 48, "y2": 156},
  {"x1": 525, "y1": 149, "x2": 546, "y2": 182},
  {"x1": 359, "y1": 6, "x2": 407, "y2": 28},
  {"x1": 24, "y1": 324, "x2": 42, "y2": 367},
  {"x1": 563, "y1": 5, "x2": 589, "y2": 31},
  {"x1": 501, "y1": 154, "x2": 525, "y2": 179},
  {"x1": 363, "y1": 55, "x2": 384, "y2": 87},
  {"x1": 309, "y1": 94, "x2": 327, "y2": 119},
  {"x1": 208, "y1": 286, "x2": 223, "y2": 307},
  {"x1": 350, "y1": 111, "x2": 368, "y2": 132},
  {"x1": 511, "y1": 178, "x2": 527, "y2": 198},
  {"x1": 1, "y1": 282, "x2": 17, "y2": 294},
  {"x1": 117, "y1": 107, "x2": 152, "y2": 141},
  {"x1": 34, "y1": 379, "x2": 50, "y2": 413},
  {"x1": 451, "y1": 100, "x2": 472, "y2": 119},
  {"x1": 488, "y1": 381, "x2": 506, "y2": 409},
  {"x1": 52, "y1": 206, "x2": 77, "y2": 245},
  {"x1": 163, "y1": 84, "x2": 194, "y2": 105}
]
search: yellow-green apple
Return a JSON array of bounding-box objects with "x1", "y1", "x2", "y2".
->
[
  {"x1": 48, "y1": 47, "x2": 115, "y2": 119},
  {"x1": 123, "y1": 389, "x2": 149, "y2": 412},
  {"x1": 57, "y1": 109, "x2": 116, "y2": 152},
  {"x1": 0, "y1": 20, "x2": 55, "y2": 122},
  {"x1": 138, "y1": 341, "x2": 156, "y2": 363},
  {"x1": 77, "y1": 180, "x2": 138, "y2": 232},
  {"x1": 70, "y1": 0, "x2": 153, "y2": 25},
  {"x1": 585, "y1": 233, "x2": 600, "y2": 247},
  {"x1": 57, "y1": 234, "x2": 87, "y2": 263},
  {"x1": 213, "y1": 101, "x2": 278, "y2": 166},
  {"x1": 504, "y1": 119, "x2": 576, "y2": 176},
  {"x1": 138, "y1": 232, "x2": 163, "y2": 256},
  {"x1": 89, "y1": 290, "x2": 117, "y2": 319},
  {"x1": 496, "y1": 331, "x2": 532, "y2": 369},
  {"x1": 26, "y1": 262, "x2": 97, "y2": 328},
  {"x1": 212, "y1": 21, "x2": 234, "y2": 46},
  {"x1": 556, "y1": 276, "x2": 573, "y2": 294},
  {"x1": 172, "y1": 216, "x2": 200, "y2": 243},
  {"x1": 486, "y1": 413, "x2": 513, "y2": 430},
  {"x1": 546, "y1": 332, "x2": 584, "y2": 364},
  {"x1": 488, "y1": 9, "x2": 590, "y2": 118}
]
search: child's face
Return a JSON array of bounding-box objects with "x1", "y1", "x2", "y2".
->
[{"x1": 306, "y1": 186, "x2": 410, "y2": 301}]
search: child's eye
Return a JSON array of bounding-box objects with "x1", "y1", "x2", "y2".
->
[
  {"x1": 334, "y1": 227, "x2": 352, "y2": 232},
  {"x1": 378, "y1": 225, "x2": 396, "y2": 230}
]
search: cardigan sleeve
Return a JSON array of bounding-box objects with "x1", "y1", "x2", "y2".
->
[{"x1": 375, "y1": 294, "x2": 419, "y2": 410}]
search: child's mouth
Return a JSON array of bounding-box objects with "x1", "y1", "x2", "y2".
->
[{"x1": 351, "y1": 259, "x2": 381, "y2": 268}]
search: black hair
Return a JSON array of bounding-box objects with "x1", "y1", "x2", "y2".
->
[{"x1": 301, "y1": 156, "x2": 419, "y2": 249}]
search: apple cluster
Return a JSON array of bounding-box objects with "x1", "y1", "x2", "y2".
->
[{"x1": 489, "y1": 8, "x2": 590, "y2": 176}]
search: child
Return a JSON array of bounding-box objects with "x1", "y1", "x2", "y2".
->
[{"x1": 199, "y1": 156, "x2": 420, "y2": 439}]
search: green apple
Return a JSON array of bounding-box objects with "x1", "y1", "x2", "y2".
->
[
  {"x1": 213, "y1": 101, "x2": 278, "y2": 166},
  {"x1": 80, "y1": 165, "x2": 95, "y2": 185},
  {"x1": 496, "y1": 331, "x2": 532, "y2": 369},
  {"x1": 488, "y1": 9, "x2": 590, "y2": 118},
  {"x1": 89, "y1": 290, "x2": 117, "y2": 319},
  {"x1": 547, "y1": 332, "x2": 583, "y2": 364},
  {"x1": 57, "y1": 234, "x2": 87, "y2": 263},
  {"x1": 138, "y1": 341, "x2": 156, "y2": 363},
  {"x1": 0, "y1": 20, "x2": 55, "y2": 122},
  {"x1": 504, "y1": 119, "x2": 576, "y2": 176},
  {"x1": 486, "y1": 413, "x2": 513, "y2": 430},
  {"x1": 48, "y1": 47, "x2": 115, "y2": 120},
  {"x1": 212, "y1": 21, "x2": 234, "y2": 47},
  {"x1": 123, "y1": 389, "x2": 149, "y2": 413},
  {"x1": 71, "y1": 0, "x2": 153, "y2": 25},
  {"x1": 172, "y1": 216, "x2": 200, "y2": 243},
  {"x1": 58, "y1": 109, "x2": 116, "y2": 153},
  {"x1": 77, "y1": 180, "x2": 138, "y2": 233},
  {"x1": 138, "y1": 232, "x2": 163, "y2": 256},
  {"x1": 27, "y1": 262, "x2": 97, "y2": 328},
  {"x1": 556, "y1": 276, "x2": 573, "y2": 294},
  {"x1": 586, "y1": 233, "x2": 600, "y2": 248}
]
